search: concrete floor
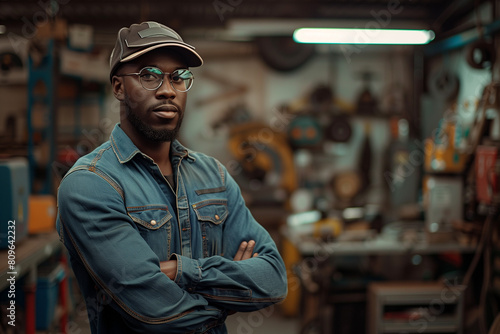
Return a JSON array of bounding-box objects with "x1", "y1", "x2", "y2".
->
[{"x1": 226, "y1": 310, "x2": 300, "y2": 334}]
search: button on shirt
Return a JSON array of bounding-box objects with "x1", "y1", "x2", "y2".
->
[{"x1": 56, "y1": 124, "x2": 287, "y2": 333}]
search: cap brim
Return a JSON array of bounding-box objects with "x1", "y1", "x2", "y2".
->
[{"x1": 121, "y1": 43, "x2": 203, "y2": 67}]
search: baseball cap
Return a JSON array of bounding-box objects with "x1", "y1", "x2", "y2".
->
[{"x1": 109, "y1": 21, "x2": 203, "y2": 81}]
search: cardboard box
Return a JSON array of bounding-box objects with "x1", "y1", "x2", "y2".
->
[
  {"x1": 35, "y1": 19, "x2": 67, "y2": 40},
  {"x1": 28, "y1": 195, "x2": 56, "y2": 234}
]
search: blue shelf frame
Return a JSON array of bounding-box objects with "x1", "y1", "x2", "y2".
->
[
  {"x1": 424, "y1": 19, "x2": 500, "y2": 56},
  {"x1": 27, "y1": 39, "x2": 56, "y2": 194}
]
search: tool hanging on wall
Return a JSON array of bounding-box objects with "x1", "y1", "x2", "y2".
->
[
  {"x1": 324, "y1": 115, "x2": 352, "y2": 143},
  {"x1": 357, "y1": 122, "x2": 373, "y2": 192},
  {"x1": 309, "y1": 84, "x2": 334, "y2": 114},
  {"x1": 466, "y1": 39, "x2": 496, "y2": 70},
  {"x1": 194, "y1": 70, "x2": 248, "y2": 107},
  {"x1": 356, "y1": 71, "x2": 378, "y2": 115},
  {"x1": 209, "y1": 103, "x2": 252, "y2": 132},
  {"x1": 256, "y1": 36, "x2": 315, "y2": 72},
  {"x1": 380, "y1": 83, "x2": 409, "y2": 117},
  {"x1": 427, "y1": 66, "x2": 460, "y2": 102},
  {"x1": 287, "y1": 115, "x2": 323, "y2": 149},
  {"x1": 330, "y1": 170, "x2": 363, "y2": 207},
  {"x1": 466, "y1": 0, "x2": 497, "y2": 70},
  {"x1": 307, "y1": 84, "x2": 353, "y2": 143}
]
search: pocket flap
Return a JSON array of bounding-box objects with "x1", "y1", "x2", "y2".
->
[
  {"x1": 192, "y1": 200, "x2": 228, "y2": 225},
  {"x1": 127, "y1": 205, "x2": 172, "y2": 230}
]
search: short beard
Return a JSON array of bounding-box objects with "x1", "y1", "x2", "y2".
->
[{"x1": 124, "y1": 94, "x2": 183, "y2": 143}]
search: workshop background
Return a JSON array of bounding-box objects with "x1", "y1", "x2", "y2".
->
[{"x1": 1, "y1": 0, "x2": 500, "y2": 333}]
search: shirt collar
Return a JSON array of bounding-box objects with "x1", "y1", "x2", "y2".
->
[
  {"x1": 110, "y1": 124, "x2": 196, "y2": 164},
  {"x1": 171, "y1": 139, "x2": 196, "y2": 162}
]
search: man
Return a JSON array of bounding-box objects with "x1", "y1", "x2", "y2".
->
[{"x1": 56, "y1": 21, "x2": 287, "y2": 333}]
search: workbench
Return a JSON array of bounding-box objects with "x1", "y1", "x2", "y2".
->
[
  {"x1": 0, "y1": 232, "x2": 67, "y2": 334},
  {"x1": 281, "y1": 226, "x2": 477, "y2": 257},
  {"x1": 281, "y1": 225, "x2": 478, "y2": 334}
]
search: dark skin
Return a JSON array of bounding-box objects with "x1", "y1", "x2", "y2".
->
[
  {"x1": 112, "y1": 49, "x2": 183, "y2": 176},
  {"x1": 112, "y1": 49, "x2": 256, "y2": 281}
]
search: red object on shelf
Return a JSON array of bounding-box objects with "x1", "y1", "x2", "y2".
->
[
  {"x1": 475, "y1": 145, "x2": 499, "y2": 204},
  {"x1": 383, "y1": 309, "x2": 425, "y2": 321},
  {"x1": 24, "y1": 283, "x2": 36, "y2": 334},
  {"x1": 59, "y1": 256, "x2": 69, "y2": 334}
]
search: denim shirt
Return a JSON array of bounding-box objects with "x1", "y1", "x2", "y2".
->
[{"x1": 56, "y1": 124, "x2": 287, "y2": 333}]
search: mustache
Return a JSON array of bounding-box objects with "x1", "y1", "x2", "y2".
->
[{"x1": 151, "y1": 101, "x2": 180, "y2": 111}]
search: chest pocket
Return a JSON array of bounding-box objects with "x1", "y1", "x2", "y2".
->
[
  {"x1": 192, "y1": 199, "x2": 228, "y2": 257},
  {"x1": 127, "y1": 205, "x2": 173, "y2": 260}
]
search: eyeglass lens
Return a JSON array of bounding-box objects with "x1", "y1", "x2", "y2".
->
[{"x1": 139, "y1": 67, "x2": 194, "y2": 92}]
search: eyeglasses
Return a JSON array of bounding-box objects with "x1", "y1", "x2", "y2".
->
[{"x1": 117, "y1": 67, "x2": 194, "y2": 92}]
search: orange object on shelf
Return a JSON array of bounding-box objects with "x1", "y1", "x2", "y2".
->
[
  {"x1": 280, "y1": 237, "x2": 302, "y2": 317},
  {"x1": 28, "y1": 195, "x2": 57, "y2": 234}
]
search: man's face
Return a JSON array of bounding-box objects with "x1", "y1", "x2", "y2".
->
[{"x1": 114, "y1": 49, "x2": 188, "y2": 143}]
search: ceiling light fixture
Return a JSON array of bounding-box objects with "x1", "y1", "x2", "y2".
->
[{"x1": 293, "y1": 28, "x2": 435, "y2": 45}]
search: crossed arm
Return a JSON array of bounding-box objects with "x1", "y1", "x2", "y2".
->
[
  {"x1": 160, "y1": 240, "x2": 258, "y2": 280},
  {"x1": 160, "y1": 241, "x2": 259, "y2": 317}
]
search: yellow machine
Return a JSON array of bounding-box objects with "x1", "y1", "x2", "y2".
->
[
  {"x1": 228, "y1": 121, "x2": 298, "y2": 194},
  {"x1": 228, "y1": 122, "x2": 300, "y2": 315}
]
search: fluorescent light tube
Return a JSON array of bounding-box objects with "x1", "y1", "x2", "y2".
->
[{"x1": 294, "y1": 28, "x2": 435, "y2": 45}]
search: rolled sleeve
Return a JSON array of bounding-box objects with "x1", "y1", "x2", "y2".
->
[{"x1": 172, "y1": 254, "x2": 202, "y2": 290}]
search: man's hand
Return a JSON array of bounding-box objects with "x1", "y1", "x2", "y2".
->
[
  {"x1": 160, "y1": 240, "x2": 257, "y2": 280},
  {"x1": 233, "y1": 240, "x2": 258, "y2": 261},
  {"x1": 227, "y1": 240, "x2": 258, "y2": 315},
  {"x1": 160, "y1": 260, "x2": 177, "y2": 280}
]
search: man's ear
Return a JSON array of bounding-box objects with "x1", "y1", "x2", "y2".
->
[{"x1": 112, "y1": 76, "x2": 125, "y2": 101}]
